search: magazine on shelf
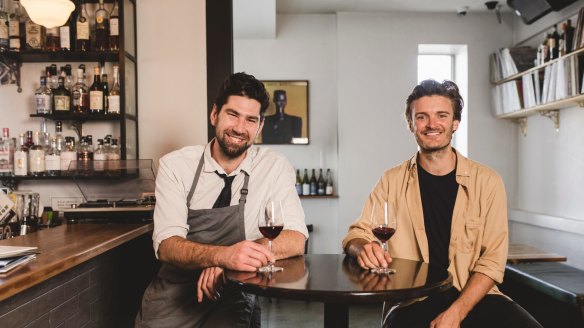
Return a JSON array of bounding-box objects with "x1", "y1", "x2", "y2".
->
[{"x1": 0, "y1": 254, "x2": 36, "y2": 273}]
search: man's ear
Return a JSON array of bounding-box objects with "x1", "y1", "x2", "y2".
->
[
  {"x1": 210, "y1": 105, "x2": 218, "y2": 127},
  {"x1": 255, "y1": 119, "x2": 264, "y2": 139},
  {"x1": 453, "y1": 119, "x2": 460, "y2": 133}
]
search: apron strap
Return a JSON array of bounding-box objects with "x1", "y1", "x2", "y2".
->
[
  {"x1": 186, "y1": 156, "x2": 205, "y2": 209},
  {"x1": 239, "y1": 172, "x2": 250, "y2": 204}
]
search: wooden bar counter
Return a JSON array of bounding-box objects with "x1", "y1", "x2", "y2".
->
[{"x1": 0, "y1": 223, "x2": 157, "y2": 327}]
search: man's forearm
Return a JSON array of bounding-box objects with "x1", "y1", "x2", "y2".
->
[
  {"x1": 158, "y1": 236, "x2": 224, "y2": 270},
  {"x1": 345, "y1": 238, "x2": 369, "y2": 258},
  {"x1": 449, "y1": 272, "x2": 496, "y2": 319},
  {"x1": 256, "y1": 230, "x2": 306, "y2": 259}
]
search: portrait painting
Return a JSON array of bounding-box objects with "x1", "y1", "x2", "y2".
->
[{"x1": 256, "y1": 80, "x2": 309, "y2": 145}]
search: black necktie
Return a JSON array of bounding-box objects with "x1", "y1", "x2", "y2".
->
[{"x1": 213, "y1": 172, "x2": 235, "y2": 208}]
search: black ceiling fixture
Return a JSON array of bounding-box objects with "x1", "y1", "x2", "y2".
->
[
  {"x1": 507, "y1": 0, "x2": 578, "y2": 25},
  {"x1": 485, "y1": 1, "x2": 503, "y2": 24}
]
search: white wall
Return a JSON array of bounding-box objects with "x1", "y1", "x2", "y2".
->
[
  {"x1": 235, "y1": 12, "x2": 515, "y2": 254},
  {"x1": 508, "y1": 0, "x2": 584, "y2": 270}
]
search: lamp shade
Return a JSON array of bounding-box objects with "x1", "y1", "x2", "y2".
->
[{"x1": 21, "y1": 0, "x2": 75, "y2": 29}]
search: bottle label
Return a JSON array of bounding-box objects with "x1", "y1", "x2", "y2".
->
[
  {"x1": 60, "y1": 151, "x2": 76, "y2": 171},
  {"x1": 35, "y1": 94, "x2": 52, "y2": 114},
  {"x1": 0, "y1": 18, "x2": 8, "y2": 40},
  {"x1": 59, "y1": 26, "x2": 70, "y2": 49},
  {"x1": 110, "y1": 18, "x2": 119, "y2": 36},
  {"x1": 26, "y1": 20, "x2": 41, "y2": 48},
  {"x1": 9, "y1": 20, "x2": 19, "y2": 37},
  {"x1": 46, "y1": 154, "x2": 61, "y2": 171},
  {"x1": 0, "y1": 150, "x2": 11, "y2": 173},
  {"x1": 94, "y1": 153, "x2": 107, "y2": 171},
  {"x1": 89, "y1": 91, "x2": 103, "y2": 110},
  {"x1": 29, "y1": 150, "x2": 46, "y2": 173},
  {"x1": 14, "y1": 152, "x2": 27, "y2": 176},
  {"x1": 295, "y1": 184, "x2": 302, "y2": 195},
  {"x1": 302, "y1": 184, "x2": 310, "y2": 195},
  {"x1": 326, "y1": 186, "x2": 333, "y2": 195},
  {"x1": 108, "y1": 95, "x2": 120, "y2": 113},
  {"x1": 54, "y1": 95, "x2": 71, "y2": 111},
  {"x1": 76, "y1": 21, "x2": 89, "y2": 40},
  {"x1": 9, "y1": 37, "x2": 20, "y2": 49}
]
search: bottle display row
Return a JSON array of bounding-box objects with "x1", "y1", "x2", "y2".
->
[
  {"x1": 0, "y1": 0, "x2": 119, "y2": 53},
  {"x1": 34, "y1": 63, "x2": 120, "y2": 115},
  {"x1": 295, "y1": 168, "x2": 334, "y2": 196},
  {"x1": 0, "y1": 123, "x2": 121, "y2": 178}
]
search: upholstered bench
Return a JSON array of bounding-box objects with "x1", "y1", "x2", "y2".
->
[{"x1": 503, "y1": 262, "x2": 584, "y2": 327}]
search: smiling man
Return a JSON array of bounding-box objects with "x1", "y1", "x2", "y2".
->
[
  {"x1": 136, "y1": 72, "x2": 308, "y2": 328},
  {"x1": 343, "y1": 80, "x2": 542, "y2": 327}
]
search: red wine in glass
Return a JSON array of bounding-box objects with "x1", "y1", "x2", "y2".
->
[
  {"x1": 258, "y1": 200, "x2": 284, "y2": 272},
  {"x1": 370, "y1": 201, "x2": 397, "y2": 274},
  {"x1": 372, "y1": 226, "x2": 395, "y2": 243},
  {"x1": 259, "y1": 225, "x2": 284, "y2": 240}
]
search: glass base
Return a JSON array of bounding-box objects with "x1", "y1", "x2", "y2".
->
[
  {"x1": 371, "y1": 267, "x2": 396, "y2": 274},
  {"x1": 258, "y1": 264, "x2": 284, "y2": 273}
]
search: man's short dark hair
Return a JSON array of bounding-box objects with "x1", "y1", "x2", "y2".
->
[
  {"x1": 405, "y1": 79, "x2": 463, "y2": 131},
  {"x1": 214, "y1": 72, "x2": 271, "y2": 119}
]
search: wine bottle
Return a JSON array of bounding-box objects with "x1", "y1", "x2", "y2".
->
[
  {"x1": 309, "y1": 169, "x2": 317, "y2": 195},
  {"x1": 550, "y1": 25, "x2": 560, "y2": 60},
  {"x1": 109, "y1": 0, "x2": 119, "y2": 51},
  {"x1": 317, "y1": 168, "x2": 325, "y2": 195},
  {"x1": 325, "y1": 169, "x2": 334, "y2": 196},
  {"x1": 45, "y1": 27, "x2": 60, "y2": 51},
  {"x1": 89, "y1": 66, "x2": 104, "y2": 114},
  {"x1": 0, "y1": 1, "x2": 8, "y2": 52},
  {"x1": 45, "y1": 137, "x2": 61, "y2": 176},
  {"x1": 53, "y1": 76, "x2": 71, "y2": 112},
  {"x1": 302, "y1": 169, "x2": 310, "y2": 196},
  {"x1": 13, "y1": 133, "x2": 28, "y2": 176},
  {"x1": 59, "y1": 10, "x2": 73, "y2": 51},
  {"x1": 101, "y1": 72, "x2": 109, "y2": 112},
  {"x1": 8, "y1": 0, "x2": 21, "y2": 51},
  {"x1": 35, "y1": 76, "x2": 52, "y2": 114},
  {"x1": 295, "y1": 169, "x2": 302, "y2": 195},
  {"x1": 563, "y1": 19, "x2": 575, "y2": 54},
  {"x1": 29, "y1": 131, "x2": 45, "y2": 177},
  {"x1": 0, "y1": 128, "x2": 14, "y2": 176},
  {"x1": 76, "y1": 0, "x2": 90, "y2": 51},
  {"x1": 94, "y1": 0, "x2": 109, "y2": 51},
  {"x1": 72, "y1": 66, "x2": 89, "y2": 113},
  {"x1": 108, "y1": 65, "x2": 120, "y2": 114},
  {"x1": 24, "y1": 7, "x2": 43, "y2": 50}
]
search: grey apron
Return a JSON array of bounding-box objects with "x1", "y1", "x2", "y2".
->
[{"x1": 136, "y1": 157, "x2": 259, "y2": 328}]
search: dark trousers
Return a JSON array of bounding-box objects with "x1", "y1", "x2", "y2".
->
[{"x1": 385, "y1": 288, "x2": 543, "y2": 328}]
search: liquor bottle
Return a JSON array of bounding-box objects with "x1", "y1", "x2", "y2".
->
[
  {"x1": 72, "y1": 67, "x2": 89, "y2": 113},
  {"x1": 108, "y1": 66, "x2": 120, "y2": 114},
  {"x1": 101, "y1": 73, "x2": 109, "y2": 112},
  {"x1": 55, "y1": 121, "x2": 64, "y2": 152},
  {"x1": 45, "y1": 27, "x2": 60, "y2": 51},
  {"x1": 542, "y1": 33, "x2": 550, "y2": 63},
  {"x1": 59, "y1": 10, "x2": 73, "y2": 51},
  {"x1": 63, "y1": 64, "x2": 73, "y2": 91},
  {"x1": 8, "y1": 0, "x2": 21, "y2": 51},
  {"x1": 0, "y1": 128, "x2": 14, "y2": 176},
  {"x1": 94, "y1": 0, "x2": 109, "y2": 51},
  {"x1": 563, "y1": 19, "x2": 575, "y2": 54},
  {"x1": 93, "y1": 139, "x2": 106, "y2": 171},
  {"x1": 76, "y1": 0, "x2": 90, "y2": 51},
  {"x1": 53, "y1": 76, "x2": 71, "y2": 112},
  {"x1": 295, "y1": 169, "x2": 302, "y2": 195},
  {"x1": 35, "y1": 76, "x2": 52, "y2": 114},
  {"x1": 109, "y1": 0, "x2": 119, "y2": 51},
  {"x1": 309, "y1": 169, "x2": 317, "y2": 195},
  {"x1": 13, "y1": 133, "x2": 27, "y2": 176},
  {"x1": 325, "y1": 169, "x2": 334, "y2": 196},
  {"x1": 46, "y1": 64, "x2": 58, "y2": 90},
  {"x1": 107, "y1": 138, "x2": 121, "y2": 172},
  {"x1": 45, "y1": 137, "x2": 60, "y2": 176},
  {"x1": 29, "y1": 131, "x2": 45, "y2": 177},
  {"x1": 60, "y1": 136, "x2": 77, "y2": 173},
  {"x1": 24, "y1": 7, "x2": 43, "y2": 50},
  {"x1": 302, "y1": 168, "x2": 310, "y2": 196},
  {"x1": 317, "y1": 168, "x2": 325, "y2": 195},
  {"x1": 24, "y1": 130, "x2": 33, "y2": 148},
  {"x1": 550, "y1": 25, "x2": 560, "y2": 60},
  {"x1": 89, "y1": 66, "x2": 104, "y2": 114},
  {"x1": 0, "y1": 0, "x2": 8, "y2": 52}
]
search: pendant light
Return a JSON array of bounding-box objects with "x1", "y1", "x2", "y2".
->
[{"x1": 21, "y1": 0, "x2": 75, "y2": 29}]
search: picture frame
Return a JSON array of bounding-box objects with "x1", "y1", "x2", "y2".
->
[{"x1": 256, "y1": 80, "x2": 309, "y2": 145}]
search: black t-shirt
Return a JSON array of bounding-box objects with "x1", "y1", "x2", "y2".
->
[{"x1": 417, "y1": 163, "x2": 459, "y2": 271}]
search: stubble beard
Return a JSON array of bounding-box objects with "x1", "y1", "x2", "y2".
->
[{"x1": 217, "y1": 130, "x2": 252, "y2": 159}]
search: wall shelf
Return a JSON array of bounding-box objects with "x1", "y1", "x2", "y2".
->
[{"x1": 299, "y1": 195, "x2": 338, "y2": 199}]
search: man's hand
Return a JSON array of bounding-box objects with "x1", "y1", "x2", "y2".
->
[
  {"x1": 347, "y1": 239, "x2": 392, "y2": 270},
  {"x1": 197, "y1": 266, "x2": 224, "y2": 303},
  {"x1": 430, "y1": 306, "x2": 463, "y2": 328},
  {"x1": 218, "y1": 240, "x2": 274, "y2": 271}
]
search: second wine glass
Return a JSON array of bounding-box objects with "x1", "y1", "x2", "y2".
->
[
  {"x1": 370, "y1": 201, "x2": 397, "y2": 274},
  {"x1": 258, "y1": 200, "x2": 284, "y2": 272}
]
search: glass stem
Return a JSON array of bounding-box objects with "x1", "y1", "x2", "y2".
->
[
  {"x1": 268, "y1": 240, "x2": 273, "y2": 267},
  {"x1": 382, "y1": 242, "x2": 388, "y2": 253}
]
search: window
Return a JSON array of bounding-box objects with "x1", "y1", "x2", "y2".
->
[{"x1": 417, "y1": 55, "x2": 453, "y2": 83}]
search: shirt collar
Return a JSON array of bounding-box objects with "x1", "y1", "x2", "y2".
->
[
  {"x1": 408, "y1": 147, "x2": 470, "y2": 179},
  {"x1": 203, "y1": 139, "x2": 254, "y2": 176}
]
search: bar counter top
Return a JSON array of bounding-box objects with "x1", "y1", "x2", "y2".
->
[{"x1": 0, "y1": 223, "x2": 153, "y2": 302}]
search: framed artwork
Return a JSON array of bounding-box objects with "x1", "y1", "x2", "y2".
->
[{"x1": 256, "y1": 80, "x2": 309, "y2": 145}]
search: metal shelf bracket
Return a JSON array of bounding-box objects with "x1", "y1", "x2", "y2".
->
[
  {"x1": 0, "y1": 54, "x2": 22, "y2": 93},
  {"x1": 516, "y1": 117, "x2": 528, "y2": 136},
  {"x1": 539, "y1": 110, "x2": 560, "y2": 132}
]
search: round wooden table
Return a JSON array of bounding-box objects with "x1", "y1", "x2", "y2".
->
[{"x1": 225, "y1": 254, "x2": 452, "y2": 328}]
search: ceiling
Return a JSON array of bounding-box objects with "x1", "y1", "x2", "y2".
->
[{"x1": 276, "y1": 0, "x2": 509, "y2": 14}]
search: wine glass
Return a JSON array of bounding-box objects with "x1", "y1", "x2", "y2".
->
[
  {"x1": 258, "y1": 200, "x2": 285, "y2": 272},
  {"x1": 370, "y1": 201, "x2": 397, "y2": 274}
]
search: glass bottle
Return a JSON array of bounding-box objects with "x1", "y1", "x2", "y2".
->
[
  {"x1": 76, "y1": 0, "x2": 90, "y2": 51},
  {"x1": 0, "y1": 128, "x2": 14, "y2": 176},
  {"x1": 24, "y1": 6, "x2": 43, "y2": 50},
  {"x1": 35, "y1": 76, "x2": 52, "y2": 114},
  {"x1": 563, "y1": 19, "x2": 575, "y2": 54},
  {"x1": 24, "y1": 130, "x2": 33, "y2": 148},
  {"x1": 55, "y1": 121, "x2": 64, "y2": 152},
  {"x1": 13, "y1": 133, "x2": 28, "y2": 176},
  {"x1": 109, "y1": 0, "x2": 119, "y2": 51},
  {"x1": 45, "y1": 27, "x2": 60, "y2": 51},
  {"x1": 550, "y1": 25, "x2": 560, "y2": 60},
  {"x1": 72, "y1": 66, "x2": 89, "y2": 113},
  {"x1": 63, "y1": 64, "x2": 73, "y2": 91},
  {"x1": 59, "y1": 10, "x2": 73, "y2": 51},
  {"x1": 325, "y1": 169, "x2": 334, "y2": 196},
  {"x1": 0, "y1": 0, "x2": 8, "y2": 52},
  {"x1": 93, "y1": 138, "x2": 106, "y2": 171},
  {"x1": 107, "y1": 138, "x2": 121, "y2": 172},
  {"x1": 53, "y1": 76, "x2": 71, "y2": 112},
  {"x1": 89, "y1": 66, "x2": 104, "y2": 114},
  {"x1": 29, "y1": 131, "x2": 45, "y2": 177},
  {"x1": 302, "y1": 168, "x2": 310, "y2": 196},
  {"x1": 60, "y1": 137, "x2": 77, "y2": 173},
  {"x1": 8, "y1": 0, "x2": 21, "y2": 51},
  {"x1": 101, "y1": 73, "x2": 109, "y2": 112},
  {"x1": 309, "y1": 169, "x2": 317, "y2": 195},
  {"x1": 94, "y1": 0, "x2": 109, "y2": 51},
  {"x1": 317, "y1": 168, "x2": 325, "y2": 195},
  {"x1": 45, "y1": 137, "x2": 60, "y2": 176},
  {"x1": 108, "y1": 65, "x2": 120, "y2": 114},
  {"x1": 295, "y1": 169, "x2": 302, "y2": 195}
]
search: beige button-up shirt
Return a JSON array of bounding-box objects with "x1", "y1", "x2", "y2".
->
[
  {"x1": 342, "y1": 149, "x2": 508, "y2": 295},
  {"x1": 152, "y1": 141, "x2": 309, "y2": 257}
]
